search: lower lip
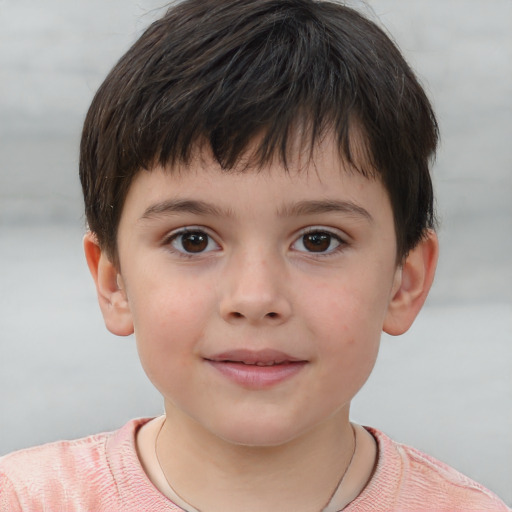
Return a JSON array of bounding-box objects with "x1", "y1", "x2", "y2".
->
[{"x1": 206, "y1": 360, "x2": 307, "y2": 389}]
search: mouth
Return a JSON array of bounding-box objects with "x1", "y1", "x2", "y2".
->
[
  {"x1": 230, "y1": 360, "x2": 292, "y2": 367},
  {"x1": 204, "y1": 349, "x2": 308, "y2": 389},
  {"x1": 205, "y1": 348, "x2": 306, "y2": 366}
]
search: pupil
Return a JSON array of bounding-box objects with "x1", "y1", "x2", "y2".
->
[
  {"x1": 304, "y1": 233, "x2": 330, "y2": 252},
  {"x1": 182, "y1": 232, "x2": 208, "y2": 252}
]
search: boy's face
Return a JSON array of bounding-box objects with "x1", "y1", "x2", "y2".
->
[{"x1": 95, "y1": 136, "x2": 425, "y2": 447}]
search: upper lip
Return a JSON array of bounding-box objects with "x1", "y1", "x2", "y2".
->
[{"x1": 205, "y1": 349, "x2": 306, "y2": 365}]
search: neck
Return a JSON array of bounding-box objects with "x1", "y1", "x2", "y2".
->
[{"x1": 154, "y1": 403, "x2": 356, "y2": 512}]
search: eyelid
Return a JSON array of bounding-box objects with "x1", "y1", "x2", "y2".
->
[
  {"x1": 297, "y1": 225, "x2": 348, "y2": 241},
  {"x1": 163, "y1": 224, "x2": 216, "y2": 239}
]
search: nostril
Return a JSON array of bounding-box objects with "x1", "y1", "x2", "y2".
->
[{"x1": 225, "y1": 311, "x2": 282, "y2": 321}]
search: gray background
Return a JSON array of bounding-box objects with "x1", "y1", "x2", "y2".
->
[{"x1": 0, "y1": 0, "x2": 511, "y2": 505}]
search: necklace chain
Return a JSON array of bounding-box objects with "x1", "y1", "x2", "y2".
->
[
  {"x1": 319, "y1": 424, "x2": 356, "y2": 512},
  {"x1": 155, "y1": 418, "x2": 357, "y2": 512}
]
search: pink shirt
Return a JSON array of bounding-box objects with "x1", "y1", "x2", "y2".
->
[{"x1": 1, "y1": 418, "x2": 509, "y2": 511}]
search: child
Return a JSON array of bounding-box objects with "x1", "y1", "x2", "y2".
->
[{"x1": 1, "y1": 0, "x2": 509, "y2": 510}]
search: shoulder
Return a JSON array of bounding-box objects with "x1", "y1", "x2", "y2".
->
[
  {"x1": 356, "y1": 428, "x2": 511, "y2": 511},
  {"x1": 0, "y1": 418, "x2": 148, "y2": 511},
  {"x1": 1, "y1": 428, "x2": 109, "y2": 475}
]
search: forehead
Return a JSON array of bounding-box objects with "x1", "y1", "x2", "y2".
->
[{"x1": 121, "y1": 134, "x2": 390, "y2": 225}]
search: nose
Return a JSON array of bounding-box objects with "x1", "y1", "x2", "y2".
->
[{"x1": 219, "y1": 251, "x2": 292, "y2": 325}]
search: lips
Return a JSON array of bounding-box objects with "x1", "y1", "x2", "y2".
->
[
  {"x1": 205, "y1": 349, "x2": 307, "y2": 389},
  {"x1": 206, "y1": 348, "x2": 306, "y2": 365}
]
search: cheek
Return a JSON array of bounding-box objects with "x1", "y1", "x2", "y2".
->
[
  {"x1": 129, "y1": 264, "x2": 213, "y2": 332},
  {"x1": 133, "y1": 299, "x2": 201, "y2": 401},
  {"x1": 306, "y1": 277, "x2": 388, "y2": 381},
  {"x1": 315, "y1": 296, "x2": 382, "y2": 404},
  {"x1": 127, "y1": 273, "x2": 214, "y2": 380},
  {"x1": 310, "y1": 279, "x2": 389, "y2": 342}
]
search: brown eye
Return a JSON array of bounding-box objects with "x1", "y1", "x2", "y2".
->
[
  {"x1": 181, "y1": 232, "x2": 208, "y2": 252},
  {"x1": 292, "y1": 230, "x2": 343, "y2": 254},
  {"x1": 170, "y1": 230, "x2": 218, "y2": 254},
  {"x1": 302, "y1": 233, "x2": 332, "y2": 252}
]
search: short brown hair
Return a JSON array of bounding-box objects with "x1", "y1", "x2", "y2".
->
[{"x1": 80, "y1": 0, "x2": 438, "y2": 263}]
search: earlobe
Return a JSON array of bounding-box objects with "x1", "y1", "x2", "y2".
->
[
  {"x1": 383, "y1": 230, "x2": 439, "y2": 336},
  {"x1": 83, "y1": 232, "x2": 134, "y2": 336}
]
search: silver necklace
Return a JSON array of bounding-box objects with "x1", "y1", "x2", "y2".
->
[{"x1": 155, "y1": 419, "x2": 356, "y2": 512}]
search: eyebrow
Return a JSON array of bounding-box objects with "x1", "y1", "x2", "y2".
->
[
  {"x1": 140, "y1": 199, "x2": 230, "y2": 220},
  {"x1": 140, "y1": 198, "x2": 373, "y2": 222},
  {"x1": 278, "y1": 200, "x2": 373, "y2": 222}
]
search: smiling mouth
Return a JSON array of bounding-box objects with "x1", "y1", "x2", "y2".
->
[
  {"x1": 235, "y1": 360, "x2": 291, "y2": 366},
  {"x1": 205, "y1": 349, "x2": 306, "y2": 366},
  {"x1": 205, "y1": 350, "x2": 307, "y2": 388},
  {"x1": 208, "y1": 359, "x2": 298, "y2": 367}
]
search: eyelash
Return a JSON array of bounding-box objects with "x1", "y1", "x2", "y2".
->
[{"x1": 163, "y1": 227, "x2": 347, "y2": 258}]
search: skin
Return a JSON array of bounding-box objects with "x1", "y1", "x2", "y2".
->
[{"x1": 85, "y1": 136, "x2": 438, "y2": 512}]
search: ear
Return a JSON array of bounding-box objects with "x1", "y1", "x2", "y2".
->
[
  {"x1": 383, "y1": 230, "x2": 439, "y2": 336},
  {"x1": 83, "y1": 232, "x2": 134, "y2": 336}
]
